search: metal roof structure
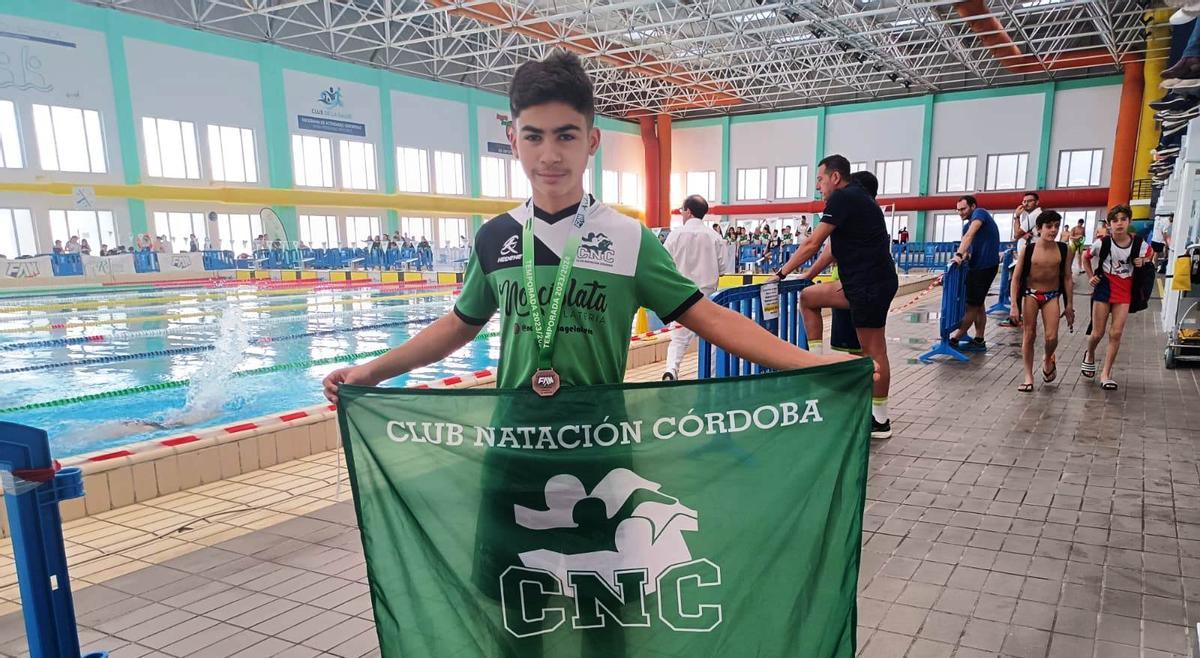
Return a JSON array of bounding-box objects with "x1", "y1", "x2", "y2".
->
[{"x1": 88, "y1": 0, "x2": 1159, "y2": 119}]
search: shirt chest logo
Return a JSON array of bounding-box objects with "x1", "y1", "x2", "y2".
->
[
  {"x1": 577, "y1": 231, "x2": 615, "y2": 266},
  {"x1": 498, "y1": 235, "x2": 521, "y2": 264}
]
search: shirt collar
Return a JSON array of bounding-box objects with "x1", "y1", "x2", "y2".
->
[{"x1": 532, "y1": 195, "x2": 595, "y2": 224}]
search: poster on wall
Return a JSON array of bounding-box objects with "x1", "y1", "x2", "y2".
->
[
  {"x1": 285, "y1": 70, "x2": 379, "y2": 140},
  {"x1": 0, "y1": 15, "x2": 113, "y2": 106}
]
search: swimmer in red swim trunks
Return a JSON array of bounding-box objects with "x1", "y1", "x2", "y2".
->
[{"x1": 1010, "y1": 210, "x2": 1075, "y2": 392}]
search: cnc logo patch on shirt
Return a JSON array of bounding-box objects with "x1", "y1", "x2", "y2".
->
[{"x1": 577, "y1": 231, "x2": 615, "y2": 266}]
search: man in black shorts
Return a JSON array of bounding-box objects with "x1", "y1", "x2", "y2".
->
[
  {"x1": 949, "y1": 195, "x2": 1001, "y2": 351},
  {"x1": 776, "y1": 154, "x2": 898, "y2": 439}
]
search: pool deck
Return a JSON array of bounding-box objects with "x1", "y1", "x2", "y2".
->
[{"x1": 2, "y1": 281, "x2": 1199, "y2": 657}]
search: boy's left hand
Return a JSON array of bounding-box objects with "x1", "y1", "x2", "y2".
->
[
  {"x1": 1133, "y1": 257, "x2": 1146, "y2": 267},
  {"x1": 820, "y1": 351, "x2": 880, "y2": 382},
  {"x1": 1063, "y1": 306, "x2": 1075, "y2": 329}
]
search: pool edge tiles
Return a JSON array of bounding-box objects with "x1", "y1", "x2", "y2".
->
[{"x1": 1, "y1": 329, "x2": 676, "y2": 537}]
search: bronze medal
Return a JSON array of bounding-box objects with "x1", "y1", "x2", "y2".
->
[{"x1": 531, "y1": 368, "x2": 561, "y2": 397}]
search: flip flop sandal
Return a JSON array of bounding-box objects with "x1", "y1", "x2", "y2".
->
[
  {"x1": 1081, "y1": 357, "x2": 1097, "y2": 378},
  {"x1": 1101, "y1": 379, "x2": 1118, "y2": 391},
  {"x1": 1018, "y1": 383, "x2": 1034, "y2": 392},
  {"x1": 1043, "y1": 362, "x2": 1058, "y2": 383}
]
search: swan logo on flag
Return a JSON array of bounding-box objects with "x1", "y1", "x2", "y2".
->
[{"x1": 513, "y1": 468, "x2": 699, "y2": 594}]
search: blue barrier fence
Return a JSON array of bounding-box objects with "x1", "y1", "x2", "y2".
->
[
  {"x1": 132, "y1": 251, "x2": 159, "y2": 273},
  {"x1": 697, "y1": 278, "x2": 811, "y2": 378},
  {"x1": 918, "y1": 263, "x2": 969, "y2": 363},
  {"x1": 242, "y1": 246, "x2": 449, "y2": 271},
  {"x1": 48, "y1": 254, "x2": 82, "y2": 277},
  {"x1": 201, "y1": 250, "x2": 236, "y2": 270},
  {"x1": 1, "y1": 422, "x2": 107, "y2": 658},
  {"x1": 891, "y1": 241, "x2": 1017, "y2": 273},
  {"x1": 986, "y1": 247, "x2": 1016, "y2": 316}
]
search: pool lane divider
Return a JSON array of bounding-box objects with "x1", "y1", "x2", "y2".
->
[
  {"x1": 0, "y1": 329, "x2": 502, "y2": 415},
  {"x1": 0, "y1": 288, "x2": 461, "y2": 334},
  {"x1": 0, "y1": 316, "x2": 446, "y2": 375}
]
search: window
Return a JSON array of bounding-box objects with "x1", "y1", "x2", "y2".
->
[
  {"x1": 347, "y1": 216, "x2": 381, "y2": 247},
  {"x1": 0, "y1": 208, "x2": 36, "y2": 257},
  {"x1": 510, "y1": 160, "x2": 532, "y2": 199},
  {"x1": 936, "y1": 156, "x2": 976, "y2": 194},
  {"x1": 438, "y1": 217, "x2": 470, "y2": 247},
  {"x1": 400, "y1": 217, "x2": 433, "y2": 240},
  {"x1": 291, "y1": 134, "x2": 334, "y2": 187},
  {"x1": 620, "y1": 172, "x2": 642, "y2": 208},
  {"x1": 1063, "y1": 210, "x2": 1100, "y2": 241},
  {"x1": 142, "y1": 117, "x2": 200, "y2": 180},
  {"x1": 983, "y1": 153, "x2": 1028, "y2": 192},
  {"x1": 152, "y1": 211, "x2": 206, "y2": 252},
  {"x1": 49, "y1": 210, "x2": 116, "y2": 247},
  {"x1": 216, "y1": 213, "x2": 262, "y2": 252},
  {"x1": 433, "y1": 151, "x2": 464, "y2": 195},
  {"x1": 669, "y1": 173, "x2": 682, "y2": 207},
  {"x1": 0, "y1": 101, "x2": 23, "y2": 169},
  {"x1": 992, "y1": 212, "x2": 1015, "y2": 243},
  {"x1": 774, "y1": 165, "x2": 808, "y2": 199},
  {"x1": 207, "y1": 124, "x2": 257, "y2": 183},
  {"x1": 602, "y1": 170, "x2": 620, "y2": 204},
  {"x1": 1058, "y1": 149, "x2": 1103, "y2": 188},
  {"x1": 396, "y1": 147, "x2": 430, "y2": 193},
  {"x1": 736, "y1": 168, "x2": 767, "y2": 200},
  {"x1": 685, "y1": 171, "x2": 718, "y2": 201},
  {"x1": 582, "y1": 168, "x2": 592, "y2": 195},
  {"x1": 480, "y1": 156, "x2": 506, "y2": 198},
  {"x1": 850, "y1": 162, "x2": 868, "y2": 173},
  {"x1": 299, "y1": 214, "x2": 339, "y2": 248},
  {"x1": 932, "y1": 213, "x2": 962, "y2": 243},
  {"x1": 875, "y1": 159, "x2": 912, "y2": 195},
  {"x1": 32, "y1": 104, "x2": 106, "y2": 173},
  {"x1": 338, "y1": 139, "x2": 377, "y2": 190}
]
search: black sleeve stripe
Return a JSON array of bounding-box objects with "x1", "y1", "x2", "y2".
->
[
  {"x1": 660, "y1": 289, "x2": 704, "y2": 325},
  {"x1": 453, "y1": 306, "x2": 490, "y2": 326}
]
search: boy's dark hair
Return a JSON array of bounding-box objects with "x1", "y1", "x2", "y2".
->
[
  {"x1": 683, "y1": 195, "x2": 708, "y2": 219},
  {"x1": 819, "y1": 154, "x2": 852, "y2": 180},
  {"x1": 850, "y1": 170, "x2": 878, "y2": 198},
  {"x1": 959, "y1": 195, "x2": 978, "y2": 208},
  {"x1": 1023, "y1": 191, "x2": 1040, "y2": 201},
  {"x1": 509, "y1": 51, "x2": 594, "y2": 123},
  {"x1": 1036, "y1": 209, "x2": 1062, "y2": 229},
  {"x1": 1107, "y1": 204, "x2": 1132, "y2": 222}
]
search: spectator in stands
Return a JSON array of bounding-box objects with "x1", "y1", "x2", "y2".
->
[
  {"x1": 79, "y1": 238, "x2": 91, "y2": 255},
  {"x1": 99, "y1": 244, "x2": 109, "y2": 257},
  {"x1": 189, "y1": 234, "x2": 199, "y2": 252},
  {"x1": 662, "y1": 194, "x2": 729, "y2": 380},
  {"x1": 781, "y1": 224, "x2": 794, "y2": 244},
  {"x1": 898, "y1": 226, "x2": 909, "y2": 245},
  {"x1": 52, "y1": 240, "x2": 63, "y2": 254},
  {"x1": 65, "y1": 236, "x2": 81, "y2": 253},
  {"x1": 949, "y1": 195, "x2": 1001, "y2": 351}
]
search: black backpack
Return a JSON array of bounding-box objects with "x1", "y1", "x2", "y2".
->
[{"x1": 1096, "y1": 235, "x2": 1155, "y2": 313}]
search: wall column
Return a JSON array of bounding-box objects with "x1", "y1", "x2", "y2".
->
[
  {"x1": 1108, "y1": 62, "x2": 1145, "y2": 210},
  {"x1": 656, "y1": 114, "x2": 672, "y2": 225},
  {"x1": 257, "y1": 44, "x2": 298, "y2": 240},
  {"x1": 639, "y1": 117, "x2": 661, "y2": 227},
  {"x1": 102, "y1": 14, "x2": 147, "y2": 240}
]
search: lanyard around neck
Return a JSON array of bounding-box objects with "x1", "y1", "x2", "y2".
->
[{"x1": 520, "y1": 195, "x2": 591, "y2": 369}]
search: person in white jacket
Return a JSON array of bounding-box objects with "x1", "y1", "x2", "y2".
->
[{"x1": 662, "y1": 195, "x2": 730, "y2": 380}]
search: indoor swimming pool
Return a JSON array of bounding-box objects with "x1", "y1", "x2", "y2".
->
[{"x1": 0, "y1": 281, "x2": 498, "y2": 457}]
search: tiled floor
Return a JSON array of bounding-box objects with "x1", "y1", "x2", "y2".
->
[{"x1": 1, "y1": 279, "x2": 1198, "y2": 657}]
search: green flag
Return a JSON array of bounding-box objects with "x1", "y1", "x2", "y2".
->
[{"x1": 338, "y1": 359, "x2": 872, "y2": 657}]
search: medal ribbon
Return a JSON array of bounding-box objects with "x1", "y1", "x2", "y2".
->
[{"x1": 521, "y1": 195, "x2": 591, "y2": 371}]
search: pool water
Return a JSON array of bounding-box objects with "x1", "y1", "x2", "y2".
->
[{"x1": 0, "y1": 283, "x2": 498, "y2": 458}]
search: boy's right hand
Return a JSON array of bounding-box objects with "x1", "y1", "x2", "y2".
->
[{"x1": 323, "y1": 365, "x2": 380, "y2": 404}]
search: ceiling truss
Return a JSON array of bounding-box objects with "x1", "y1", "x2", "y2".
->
[{"x1": 86, "y1": 0, "x2": 1158, "y2": 119}]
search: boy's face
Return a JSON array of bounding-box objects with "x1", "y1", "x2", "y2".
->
[
  {"x1": 1109, "y1": 212, "x2": 1130, "y2": 234},
  {"x1": 509, "y1": 101, "x2": 599, "y2": 201},
  {"x1": 1039, "y1": 221, "x2": 1060, "y2": 241}
]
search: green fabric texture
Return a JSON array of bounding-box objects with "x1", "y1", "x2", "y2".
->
[{"x1": 337, "y1": 359, "x2": 872, "y2": 657}]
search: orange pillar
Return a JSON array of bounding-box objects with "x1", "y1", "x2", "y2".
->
[
  {"x1": 1108, "y1": 61, "x2": 1144, "y2": 209},
  {"x1": 657, "y1": 114, "x2": 672, "y2": 228},
  {"x1": 639, "y1": 117, "x2": 660, "y2": 227}
]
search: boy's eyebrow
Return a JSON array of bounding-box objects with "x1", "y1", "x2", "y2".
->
[{"x1": 519, "y1": 123, "x2": 583, "y2": 134}]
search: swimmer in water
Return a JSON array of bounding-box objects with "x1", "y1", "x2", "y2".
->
[{"x1": 119, "y1": 420, "x2": 178, "y2": 432}]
